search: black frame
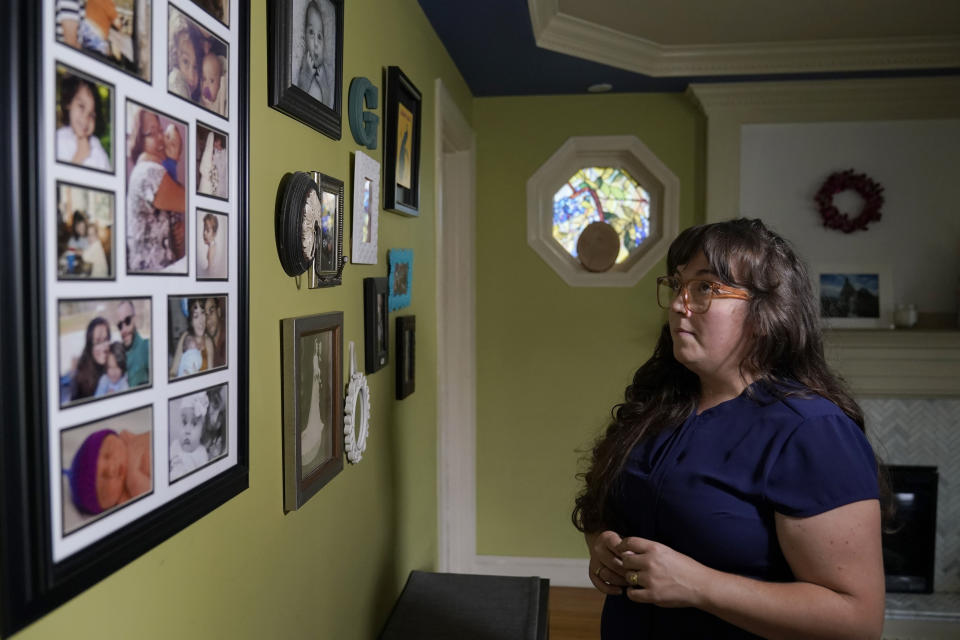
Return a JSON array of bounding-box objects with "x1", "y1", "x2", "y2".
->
[
  {"x1": 0, "y1": 1, "x2": 250, "y2": 635},
  {"x1": 363, "y1": 277, "x2": 388, "y2": 374},
  {"x1": 281, "y1": 311, "x2": 345, "y2": 511},
  {"x1": 268, "y1": 0, "x2": 344, "y2": 140},
  {"x1": 383, "y1": 66, "x2": 421, "y2": 216},
  {"x1": 396, "y1": 315, "x2": 415, "y2": 400}
]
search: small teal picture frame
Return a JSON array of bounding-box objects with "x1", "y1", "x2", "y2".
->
[{"x1": 388, "y1": 249, "x2": 413, "y2": 311}]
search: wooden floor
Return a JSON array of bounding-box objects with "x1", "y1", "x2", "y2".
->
[{"x1": 549, "y1": 586, "x2": 605, "y2": 639}]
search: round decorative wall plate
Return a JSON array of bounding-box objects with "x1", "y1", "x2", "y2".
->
[
  {"x1": 576, "y1": 221, "x2": 619, "y2": 272},
  {"x1": 276, "y1": 171, "x2": 323, "y2": 277}
]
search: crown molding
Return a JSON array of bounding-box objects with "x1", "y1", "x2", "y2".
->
[
  {"x1": 528, "y1": 0, "x2": 960, "y2": 77},
  {"x1": 687, "y1": 76, "x2": 960, "y2": 115}
]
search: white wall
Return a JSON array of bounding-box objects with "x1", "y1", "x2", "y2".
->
[{"x1": 740, "y1": 119, "x2": 960, "y2": 314}]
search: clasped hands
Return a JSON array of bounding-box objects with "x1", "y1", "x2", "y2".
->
[{"x1": 588, "y1": 530, "x2": 707, "y2": 608}]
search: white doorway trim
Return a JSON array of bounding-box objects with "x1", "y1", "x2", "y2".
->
[
  {"x1": 432, "y1": 81, "x2": 592, "y2": 587},
  {"x1": 435, "y1": 79, "x2": 477, "y2": 574}
]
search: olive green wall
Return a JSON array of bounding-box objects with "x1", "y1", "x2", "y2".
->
[
  {"x1": 12, "y1": 1, "x2": 471, "y2": 638},
  {"x1": 473, "y1": 94, "x2": 704, "y2": 558}
]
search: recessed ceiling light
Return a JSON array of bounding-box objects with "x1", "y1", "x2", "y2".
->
[{"x1": 587, "y1": 83, "x2": 613, "y2": 93}]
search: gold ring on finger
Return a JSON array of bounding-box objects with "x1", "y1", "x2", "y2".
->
[
  {"x1": 594, "y1": 566, "x2": 603, "y2": 578},
  {"x1": 628, "y1": 571, "x2": 639, "y2": 586}
]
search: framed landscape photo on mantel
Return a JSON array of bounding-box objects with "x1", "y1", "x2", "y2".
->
[
  {"x1": 815, "y1": 264, "x2": 894, "y2": 329},
  {"x1": 1, "y1": 1, "x2": 251, "y2": 635}
]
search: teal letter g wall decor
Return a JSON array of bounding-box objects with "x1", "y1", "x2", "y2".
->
[{"x1": 349, "y1": 77, "x2": 379, "y2": 150}]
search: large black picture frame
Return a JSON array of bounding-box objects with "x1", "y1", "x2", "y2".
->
[
  {"x1": 268, "y1": 0, "x2": 344, "y2": 140},
  {"x1": 383, "y1": 66, "x2": 422, "y2": 216},
  {"x1": 1, "y1": 1, "x2": 250, "y2": 635}
]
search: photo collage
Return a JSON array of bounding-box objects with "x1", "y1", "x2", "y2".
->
[{"x1": 49, "y1": 0, "x2": 236, "y2": 555}]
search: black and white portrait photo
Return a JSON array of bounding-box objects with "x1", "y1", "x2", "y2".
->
[
  {"x1": 291, "y1": 0, "x2": 336, "y2": 109},
  {"x1": 269, "y1": 0, "x2": 343, "y2": 139}
]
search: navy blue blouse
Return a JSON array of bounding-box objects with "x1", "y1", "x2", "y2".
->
[{"x1": 601, "y1": 384, "x2": 879, "y2": 639}]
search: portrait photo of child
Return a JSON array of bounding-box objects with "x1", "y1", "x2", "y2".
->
[
  {"x1": 56, "y1": 182, "x2": 115, "y2": 280},
  {"x1": 196, "y1": 210, "x2": 228, "y2": 280},
  {"x1": 168, "y1": 383, "x2": 228, "y2": 483},
  {"x1": 55, "y1": 0, "x2": 152, "y2": 82},
  {"x1": 125, "y1": 101, "x2": 188, "y2": 274},
  {"x1": 60, "y1": 405, "x2": 153, "y2": 536},
  {"x1": 290, "y1": 0, "x2": 336, "y2": 110},
  {"x1": 55, "y1": 64, "x2": 114, "y2": 173},
  {"x1": 168, "y1": 4, "x2": 229, "y2": 118},
  {"x1": 196, "y1": 122, "x2": 228, "y2": 200},
  {"x1": 58, "y1": 297, "x2": 152, "y2": 407}
]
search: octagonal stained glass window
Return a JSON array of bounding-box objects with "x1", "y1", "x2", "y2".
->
[{"x1": 552, "y1": 167, "x2": 650, "y2": 264}]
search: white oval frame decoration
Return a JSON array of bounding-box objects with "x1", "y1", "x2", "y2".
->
[{"x1": 344, "y1": 341, "x2": 370, "y2": 463}]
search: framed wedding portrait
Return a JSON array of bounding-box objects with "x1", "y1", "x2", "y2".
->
[
  {"x1": 268, "y1": 0, "x2": 344, "y2": 140},
  {"x1": 281, "y1": 311, "x2": 344, "y2": 511},
  {"x1": 1, "y1": 1, "x2": 250, "y2": 634},
  {"x1": 383, "y1": 66, "x2": 421, "y2": 216}
]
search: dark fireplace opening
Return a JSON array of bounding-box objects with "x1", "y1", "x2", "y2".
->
[{"x1": 882, "y1": 465, "x2": 938, "y2": 594}]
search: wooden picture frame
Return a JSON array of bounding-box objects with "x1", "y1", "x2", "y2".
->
[
  {"x1": 815, "y1": 264, "x2": 894, "y2": 329},
  {"x1": 382, "y1": 66, "x2": 421, "y2": 216},
  {"x1": 363, "y1": 277, "x2": 388, "y2": 374},
  {"x1": 351, "y1": 150, "x2": 380, "y2": 264},
  {"x1": 387, "y1": 248, "x2": 413, "y2": 311},
  {"x1": 0, "y1": 1, "x2": 250, "y2": 634},
  {"x1": 268, "y1": 0, "x2": 344, "y2": 140},
  {"x1": 396, "y1": 315, "x2": 416, "y2": 400},
  {"x1": 281, "y1": 311, "x2": 344, "y2": 510}
]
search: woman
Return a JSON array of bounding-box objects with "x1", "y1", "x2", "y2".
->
[
  {"x1": 169, "y1": 298, "x2": 215, "y2": 378},
  {"x1": 70, "y1": 316, "x2": 111, "y2": 402},
  {"x1": 126, "y1": 106, "x2": 185, "y2": 273},
  {"x1": 574, "y1": 218, "x2": 885, "y2": 639}
]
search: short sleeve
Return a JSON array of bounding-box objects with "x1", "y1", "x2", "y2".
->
[{"x1": 764, "y1": 413, "x2": 878, "y2": 517}]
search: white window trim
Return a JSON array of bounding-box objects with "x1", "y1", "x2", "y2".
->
[{"x1": 526, "y1": 135, "x2": 679, "y2": 287}]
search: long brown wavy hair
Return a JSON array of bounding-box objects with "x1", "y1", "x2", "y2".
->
[{"x1": 572, "y1": 218, "x2": 884, "y2": 533}]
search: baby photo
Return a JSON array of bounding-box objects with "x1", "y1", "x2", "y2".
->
[
  {"x1": 290, "y1": 0, "x2": 337, "y2": 110},
  {"x1": 196, "y1": 123, "x2": 228, "y2": 199},
  {"x1": 57, "y1": 182, "x2": 115, "y2": 280},
  {"x1": 168, "y1": 383, "x2": 228, "y2": 483},
  {"x1": 55, "y1": 64, "x2": 114, "y2": 173},
  {"x1": 168, "y1": 4, "x2": 229, "y2": 118},
  {"x1": 190, "y1": 0, "x2": 230, "y2": 26},
  {"x1": 60, "y1": 405, "x2": 153, "y2": 536},
  {"x1": 55, "y1": 0, "x2": 152, "y2": 83},
  {"x1": 125, "y1": 100, "x2": 188, "y2": 274},
  {"x1": 168, "y1": 295, "x2": 228, "y2": 380},
  {"x1": 58, "y1": 297, "x2": 152, "y2": 407},
  {"x1": 196, "y1": 210, "x2": 228, "y2": 280}
]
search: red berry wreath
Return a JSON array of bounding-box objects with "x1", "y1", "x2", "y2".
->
[{"x1": 814, "y1": 169, "x2": 885, "y2": 233}]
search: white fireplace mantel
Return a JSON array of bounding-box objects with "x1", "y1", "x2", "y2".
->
[{"x1": 824, "y1": 329, "x2": 960, "y2": 397}]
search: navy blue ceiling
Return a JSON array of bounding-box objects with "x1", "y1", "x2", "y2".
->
[{"x1": 416, "y1": 0, "x2": 959, "y2": 97}]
